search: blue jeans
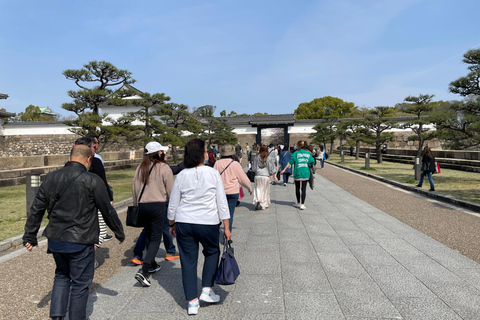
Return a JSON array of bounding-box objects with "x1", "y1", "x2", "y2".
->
[
  {"x1": 419, "y1": 171, "x2": 434, "y2": 189},
  {"x1": 283, "y1": 173, "x2": 290, "y2": 184},
  {"x1": 175, "y1": 222, "x2": 220, "y2": 301},
  {"x1": 320, "y1": 158, "x2": 324, "y2": 169},
  {"x1": 133, "y1": 205, "x2": 176, "y2": 258},
  {"x1": 226, "y1": 193, "x2": 239, "y2": 232},
  {"x1": 50, "y1": 245, "x2": 95, "y2": 320}
]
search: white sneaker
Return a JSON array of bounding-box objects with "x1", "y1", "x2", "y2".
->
[
  {"x1": 300, "y1": 204, "x2": 306, "y2": 210},
  {"x1": 199, "y1": 288, "x2": 220, "y2": 303},
  {"x1": 188, "y1": 300, "x2": 199, "y2": 315},
  {"x1": 293, "y1": 203, "x2": 300, "y2": 208}
]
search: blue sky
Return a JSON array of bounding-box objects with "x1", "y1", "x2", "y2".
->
[{"x1": 1, "y1": 0, "x2": 479, "y2": 117}]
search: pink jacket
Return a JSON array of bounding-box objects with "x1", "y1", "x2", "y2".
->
[{"x1": 214, "y1": 159, "x2": 252, "y2": 195}]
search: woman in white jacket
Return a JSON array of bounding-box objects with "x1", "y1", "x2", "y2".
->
[{"x1": 168, "y1": 139, "x2": 231, "y2": 316}]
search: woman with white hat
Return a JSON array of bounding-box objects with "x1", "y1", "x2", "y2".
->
[{"x1": 132, "y1": 141, "x2": 174, "y2": 287}]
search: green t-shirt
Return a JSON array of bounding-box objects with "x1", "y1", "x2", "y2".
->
[{"x1": 289, "y1": 150, "x2": 315, "y2": 180}]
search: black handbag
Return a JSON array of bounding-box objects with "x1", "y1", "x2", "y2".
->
[
  {"x1": 246, "y1": 168, "x2": 255, "y2": 182},
  {"x1": 215, "y1": 240, "x2": 240, "y2": 285},
  {"x1": 126, "y1": 164, "x2": 155, "y2": 228}
]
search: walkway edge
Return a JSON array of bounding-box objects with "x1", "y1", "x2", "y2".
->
[
  {"x1": 326, "y1": 161, "x2": 480, "y2": 214},
  {"x1": 0, "y1": 197, "x2": 133, "y2": 256}
]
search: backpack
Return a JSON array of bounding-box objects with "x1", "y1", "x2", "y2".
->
[
  {"x1": 207, "y1": 151, "x2": 216, "y2": 167},
  {"x1": 325, "y1": 153, "x2": 329, "y2": 160}
]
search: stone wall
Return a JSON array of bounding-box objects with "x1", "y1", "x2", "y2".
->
[{"x1": 0, "y1": 134, "x2": 139, "y2": 157}]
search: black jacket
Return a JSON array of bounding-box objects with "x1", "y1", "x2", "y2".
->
[
  {"x1": 23, "y1": 161, "x2": 125, "y2": 246},
  {"x1": 421, "y1": 154, "x2": 436, "y2": 173}
]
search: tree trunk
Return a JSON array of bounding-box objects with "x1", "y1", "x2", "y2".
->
[
  {"x1": 417, "y1": 136, "x2": 424, "y2": 158},
  {"x1": 355, "y1": 141, "x2": 360, "y2": 160},
  {"x1": 172, "y1": 146, "x2": 179, "y2": 163},
  {"x1": 376, "y1": 143, "x2": 382, "y2": 163}
]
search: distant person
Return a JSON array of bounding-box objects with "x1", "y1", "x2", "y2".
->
[
  {"x1": 268, "y1": 144, "x2": 279, "y2": 185},
  {"x1": 211, "y1": 145, "x2": 218, "y2": 159},
  {"x1": 23, "y1": 145, "x2": 125, "y2": 320},
  {"x1": 318, "y1": 146, "x2": 325, "y2": 169},
  {"x1": 132, "y1": 142, "x2": 174, "y2": 287},
  {"x1": 280, "y1": 140, "x2": 315, "y2": 210},
  {"x1": 214, "y1": 144, "x2": 252, "y2": 231},
  {"x1": 381, "y1": 143, "x2": 388, "y2": 154},
  {"x1": 245, "y1": 142, "x2": 250, "y2": 160},
  {"x1": 235, "y1": 142, "x2": 243, "y2": 165},
  {"x1": 416, "y1": 146, "x2": 436, "y2": 192},
  {"x1": 249, "y1": 143, "x2": 258, "y2": 166},
  {"x1": 279, "y1": 145, "x2": 292, "y2": 186},
  {"x1": 168, "y1": 139, "x2": 231, "y2": 316},
  {"x1": 252, "y1": 145, "x2": 276, "y2": 210}
]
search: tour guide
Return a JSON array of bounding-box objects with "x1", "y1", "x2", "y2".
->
[{"x1": 23, "y1": 145, "x2": 125, "y2": 320}]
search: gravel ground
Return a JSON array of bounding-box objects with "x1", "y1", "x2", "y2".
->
[
  {"x1": 0, "y1": 207, "x2": 142, "y2": 320},
  {"x1": 2, "y1": 164, "x2": 480, "y2": 319}
]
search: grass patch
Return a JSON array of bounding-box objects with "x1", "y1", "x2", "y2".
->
[
  {"x1": 0, "y1": 167, "x2": 137, "y2": 242},
  {"x1": 360, "y1": 167, "x2": 377, "y2": 171},
  {"x1": 328, "y1": 153, "x2": 480, "y2": 205}
]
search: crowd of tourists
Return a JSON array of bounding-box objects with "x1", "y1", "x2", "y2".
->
[{"x1": 22, "y1": 135, "x2": 325, "y2": 319}]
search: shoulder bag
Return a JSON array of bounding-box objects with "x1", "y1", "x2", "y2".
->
[
  {"x1": 215, "y1": 240, "x2": 240, "y2": 285},
  {"x1": 126, "y1": 163, "x2": 155, "y2": 228}
]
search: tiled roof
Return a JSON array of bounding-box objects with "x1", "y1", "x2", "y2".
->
[
  {"x1": 0, "y1": 110, "x2": 15, "y2": 117},
  {"x1": 219, "y1": 114, "x2": 420, "y2": 126},
  {"x1": 0, "y1": 93, "x2": 8, "y2": 99}
]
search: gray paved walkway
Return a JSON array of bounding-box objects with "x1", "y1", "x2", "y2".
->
[{"x1": 86, "y1": 172, "x2": 480, "y2": 320}]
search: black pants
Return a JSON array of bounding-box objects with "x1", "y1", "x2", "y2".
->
[
  {"x1": 139, "y1": 202, "x2": 166, "y2": 275},
  {"x1": 295, "y1": 180, "x2": 308, "y2": 204}
]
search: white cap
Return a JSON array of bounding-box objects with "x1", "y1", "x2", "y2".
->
[
  {"x1": 145, "y1": 141, "x2": 169, "y2": 154},
  {"x1": 280, "y1": 145, "x2": 284, "y2": 149}
]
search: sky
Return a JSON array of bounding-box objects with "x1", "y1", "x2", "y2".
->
[{"x1": 1, "y1": 0, "x2": 479, "y2": 117}]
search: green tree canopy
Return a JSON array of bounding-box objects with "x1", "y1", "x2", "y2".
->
[
  {"x1": 396, "y1": 94, "x2": 437, "y2": 157},
  {"x1": 295, "y1": 96, "x2": 356, "y2": 119},
  {"x1": 364, "y1": 106, "x2": 398, "y2": 163},
  {"x1": 61, "y1": 61, "x2": 135, "y2": 147},
  {"x1": 18, "y1": 105, "x2": 53, "y2": 122},
  {"x1": 434, "y1": 98, "x2": 480, "y2": 149},
  {"x1": 62, "y1": 61, "x2": 135, "y2": 115},
  {"x1": 449, "y1": 49, "x2": 480, "y2": 96},
  {"x1": 194, "y1": 105, "x2": 237, "y2": 147}
]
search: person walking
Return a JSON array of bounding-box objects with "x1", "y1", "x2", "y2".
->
[
  {"x1": 214, "y1": 144, "x2": 253, "y2": 231},
  {"x1": 131, "y1": 152, "x2": 181, "y2": 266},
  {"x1": 252, "y1": 145, "x2": 276, "y2": 210},
  {"x1": 235, "y1": 142, "x2": 243, "y2": 165},
  {"x1": 416, "y1": 146, "x2": 436, "y2": 192},
  {"x1": 318, "y1": 146, "x2": 325, "y2": 169},
  {"x1": 280, "y1": 140, "x2": 315, "y2": 210},
  {"x1": 167, "y1": 139, "x2": 231, "y2": 316},
  {"x1": 132, "y1": 142, "x2": 174, "y2": 287},
  {"x1": 268, "y1": 144, "x2": 279, "y2": 185},
  {"x1": 279, "y1": 145, "x2": 292, "y2": 186},
  {"x1": 23, "y1": 145, "x2": 125, "y2": 320}
]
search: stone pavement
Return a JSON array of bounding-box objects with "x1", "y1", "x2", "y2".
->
[{"x1": 85, "y1": 172, "x2": 480, "y2": 320}]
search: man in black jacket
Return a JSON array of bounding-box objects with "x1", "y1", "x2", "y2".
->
[{"x1": 23, "y1": 145, "x2": 125, "y2": 320}]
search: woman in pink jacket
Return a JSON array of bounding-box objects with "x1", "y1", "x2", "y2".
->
[{"x1": 214, "y1": 144, "x2": 253, "y2": 231}]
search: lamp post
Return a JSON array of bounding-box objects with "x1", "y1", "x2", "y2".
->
[{"x1": 26, "y1": 173, "x2": 41, "y2": 217}]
